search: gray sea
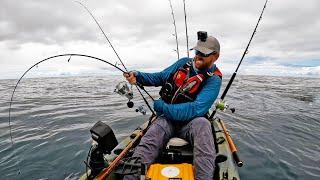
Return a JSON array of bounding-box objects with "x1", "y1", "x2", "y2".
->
[{"x1": 0, "y1": 75, "x2": 319, "y2": 180}]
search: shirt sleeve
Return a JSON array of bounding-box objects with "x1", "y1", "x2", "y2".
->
[
  {"x1": 158, "y1": 75, "x2": 222, "y2": 121},
  {"x1": 135, "y1": 58, "x2": 189, "y2": 87}
]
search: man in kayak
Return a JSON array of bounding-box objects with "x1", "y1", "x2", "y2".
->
[{"x1": 124, "y1": 31, "x2": 222, "y2": 180}]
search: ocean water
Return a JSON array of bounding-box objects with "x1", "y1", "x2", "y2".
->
[{"x1": 0, "y1": 75, "x2": 319, "y2": 180}]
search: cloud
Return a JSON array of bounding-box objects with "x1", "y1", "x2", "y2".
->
[
  {"x1": 0, "y1": 0, "x2": 320, "y2": 79},
  {"x1": 0, "y1": 0, "x2": 100, "y2": 45}
]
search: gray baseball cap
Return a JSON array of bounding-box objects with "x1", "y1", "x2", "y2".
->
[{"x1": 191, "y1": 36, "x2": 220, "y2": 55}]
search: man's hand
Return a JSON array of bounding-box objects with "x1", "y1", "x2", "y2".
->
[{"x1": 123, "y1": 72, "x2": 137, "y2": 85}]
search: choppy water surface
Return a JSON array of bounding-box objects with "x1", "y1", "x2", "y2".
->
[{"x1": 0, "y1": 75, "x2": 319, "y2": 180}]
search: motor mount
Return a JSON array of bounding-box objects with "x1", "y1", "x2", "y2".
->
[
  {"x1": 86, "y1": 121, "x2": 118, "y2": 178},
  {"x1": 90, "y1": 121, "x2": 118, "y2": 154}
]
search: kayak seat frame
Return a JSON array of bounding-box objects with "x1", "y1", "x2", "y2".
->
[{"x1": 158, "y1": 139, "x2": 193, "y2": 164}]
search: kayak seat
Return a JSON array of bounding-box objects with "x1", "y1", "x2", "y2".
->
[
  {"x1": 157, "y1": 137, "x2": 193, "y2": 164},
  {"x1": 166, "y1": 137, "x2": 189, "y2": 149}
]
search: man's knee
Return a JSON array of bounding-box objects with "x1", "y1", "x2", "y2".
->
[
  {"x1": 191, "y1": 117, "x2": 211, "y2": 133},
  {"x1": 151, "y1": 116, "x2": 173, "y2": 137},
  {"x1": 153, "y1": 116, "x2": 170, "y2": 127},
  {"x1": 133, "y1": 117, "x2": 173, "y2": 163}
]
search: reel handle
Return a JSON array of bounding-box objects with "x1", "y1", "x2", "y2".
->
[{"x1": 127, "y1": 101, "x2": 134, "y2": 108}]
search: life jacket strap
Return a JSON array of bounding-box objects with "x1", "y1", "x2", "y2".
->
[{"x1": 212, "y1": 68, "x2": 222, "y2": 79}]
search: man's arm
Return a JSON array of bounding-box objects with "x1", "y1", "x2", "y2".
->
[
  {"x1": 154, "y1": 75, "x2": 222, "y2": 121},
  {"x1": 135, "y1": 58, "x2": 189, "y2": 86}
]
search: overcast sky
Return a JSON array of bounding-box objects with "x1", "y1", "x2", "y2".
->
[{"x1": 0, "y1": 0, "x2": 319, "y2": 79}]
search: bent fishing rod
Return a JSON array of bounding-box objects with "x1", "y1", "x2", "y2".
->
[
  {"x1": 8, "y1": 54, "x2": 126, "y2": 133},
  {"x1": 7, "y1": 53, "x2": 130, "y2": 175},
  {"x1": 76, "y1": 1, "x2": 156, "y2": 117},
  {"x1": 209, "y1": 0, "x2": 268, "y2": 119}
]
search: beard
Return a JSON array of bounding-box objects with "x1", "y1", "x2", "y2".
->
[{"x1": 194, "y1": 56, "x2": 212, "y2": 69}]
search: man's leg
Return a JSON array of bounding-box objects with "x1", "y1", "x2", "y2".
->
[
  {"x1": 178, "y1": 117, "x2": 216, "y2": 180},
  {"x1": 123, "y1": 116, "x2": 174, "y2": 180}
]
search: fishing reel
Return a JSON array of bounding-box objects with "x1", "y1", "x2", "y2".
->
[
  {"x1": 197, "y1": 31, "x2": 208, "y2": 42},
  {"x1": 159, "y1": 83, "x2": 173, "y2": 103},
  {"x1": 114, "y1": 81, "x2": 134, "y2": 108},
  {"x1": 135, "y1": 105, "x2": 146, "y2": 115},
  {"x1": 215, "y1": 100, "x2": 235, "y2": 113}
]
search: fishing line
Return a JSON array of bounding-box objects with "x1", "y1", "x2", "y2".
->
[
  {"x1": 75, "y1": 1, "x2": 156, "y2": 115},
  {"x1": 168, "y1": 0, "x2": 180, "y2": 59},
  {"x1": 183, "y1": 0, "x2": 190, "y2": 58},
  {"x1": 75, "y1": 1, "x2": 126, "y2": 71}
]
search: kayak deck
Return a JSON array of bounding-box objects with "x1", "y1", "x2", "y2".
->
[{"x1": 80, "y1": 117, "x2": 240, "y2": 180}]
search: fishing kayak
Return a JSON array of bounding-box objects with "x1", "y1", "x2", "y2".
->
[{"x1": 80, "y1": 116, "x2": 240, "y2": 180}]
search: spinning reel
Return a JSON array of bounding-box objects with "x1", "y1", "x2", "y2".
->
[{"x1": 114, "y1": 81, "x2": 134, "y2": 108}]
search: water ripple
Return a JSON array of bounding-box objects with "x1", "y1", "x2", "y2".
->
[{"x1": 0, "y1": 75, "x2": 319, "y2": 179}]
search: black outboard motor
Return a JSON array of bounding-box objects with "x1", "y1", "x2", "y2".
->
[{"x1": 86, "y1": 121, "x2": 118, "y2": 179}]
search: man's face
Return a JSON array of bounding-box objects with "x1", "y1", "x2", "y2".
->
[{"x1": 194, "y1": 51, "x2": 219, "y2": 69}]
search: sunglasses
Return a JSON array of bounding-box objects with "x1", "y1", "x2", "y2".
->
[{"x1": 195, "y1": 50, "x2": 214, "y2": 57}]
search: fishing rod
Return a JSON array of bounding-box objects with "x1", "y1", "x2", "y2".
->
[
  {"x1": 208, "y1": 0, "x2": 268, "y2": 168},
  {"x1": 76, "y1": 1, "x2": 155, "y2": 116},
  {"x1": 168, "y1": 0, "x2": 180, "y2": 59},
  {"x1": 75, "y1": 4, "x2": 159, "y2": 177},
  {"x1": 8, "y1": 54, "x2": 127, "y2": 131},
  {"x1": 219, "y1": 118, "x2": 243, "y2": 167},
  {"x1": 209, "y1": 0, "x2": 268, "y2": 119},
  {"x1": 183, "y1": 0, "x2": 189, "y2": 58},
  {"x1": 8, "y1": 53, "x2": 129, "y2": 175}
]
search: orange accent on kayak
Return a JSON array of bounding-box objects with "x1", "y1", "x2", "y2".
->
[
  {"x1": 219, "y1": 120, "x2": 237, "y2": 153},
  {"x1": 147, "y1": 163, "x2": 194, "y2": 180}
]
